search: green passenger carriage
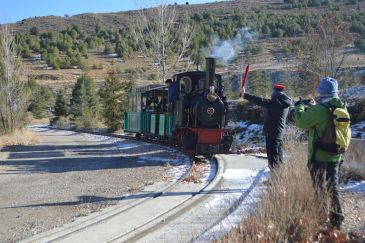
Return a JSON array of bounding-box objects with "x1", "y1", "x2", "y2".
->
[{"x1": 124, "y1": 84, "x2": 174, "y2": 139}]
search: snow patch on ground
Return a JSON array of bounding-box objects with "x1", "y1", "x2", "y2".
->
[
  {"x1": 168, "y1": 163, "x2": 191, "y2": 180},
  {"x1": 227, "y1": 121, "x2": 264, "y2": 147},
  {"x1": 197, "y1": 168, "x2": 270, "y2": 241},
  {"x1": 27, "y1": 124, "x2": 50, "y2": 132},
  {"x1": 115, "y1": 143, "x2": 141, "y2": 149},
  {"x1": 341, "y1": 85, "x2": 365, "y2": 100},
  {"x1": 79, "y1": 132, "x2": 120, "y2": 143},
  {"x1": 223, "y1": 168, "x2": 259, "y2": 180},
  {"x1": 29, "y1": 125, "x2": 192, "y2": 181},
  {"x1": 351, "y1": 121, "x2": 365, "y2": 139},
  {"x1": 136, "y1": 156, "x2": 179, "y2": 164},
  {"x1": 204, "y1": 162, "x2": 216, "y2": 184},
  {"x1": 342, "y1": 180, "x2": 365, "y2": 193}
]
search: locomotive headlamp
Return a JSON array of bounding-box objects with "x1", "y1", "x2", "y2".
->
[
  {"x1": 207, "y1": 85, "x2": 217, "y2": 102},
  {"x1": 209, "y1": 86, "x2": 215, "y2": 93}
]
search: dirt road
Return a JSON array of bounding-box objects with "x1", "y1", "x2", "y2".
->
[{"x1": 0, "y1": 127, "x2": 189, "y2": 242}]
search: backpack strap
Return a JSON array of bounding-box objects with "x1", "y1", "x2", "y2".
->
[{"x1": 311, "y1": 103, "x2": 332, "y2": 162}]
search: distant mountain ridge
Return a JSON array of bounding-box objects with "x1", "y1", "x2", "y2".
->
[{"x1": 10, "y1": 0, "x2": 283, "y2": 33}]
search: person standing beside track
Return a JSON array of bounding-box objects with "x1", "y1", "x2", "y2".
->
[
  {"x1": 242, "y1": 84, "x2": 292, "y2": 170},
  {"x1": 294, "y1": 77, "x2": 347, "y2": 229},
  {"x1": 165, "y1": 78, "x2": 177, "y2": 112}
]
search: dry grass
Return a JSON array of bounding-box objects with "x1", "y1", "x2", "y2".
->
[
  {"x1": 0, "y1": 129, "x2": 39, "y2": 147},
  {"x1": 182, "y1": 163, "x2": 203, "y2": 184},
  {"x1": 217, "y1": 126, "x2": 324, "y2": 242},
  {"x1": 343, "y1": 139, "x2": 365, "y2": 164},
  {"x1": 182, "y1": 160, "x2": 210, "y2": 184},
  {"x1": 28, "y1": 117, "x2": 50, "y2": 126},
  {"x1": 217, "y1": 126, "x2": 365, "y2": 242}
]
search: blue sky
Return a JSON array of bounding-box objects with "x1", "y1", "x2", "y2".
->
[{"x1": 0, "y1": 0, "x2": 218, "y2": 24}]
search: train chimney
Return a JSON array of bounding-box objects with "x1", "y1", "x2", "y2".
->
[{"x1": 205, "y1": 57, "x2": 216, "y2": 89}]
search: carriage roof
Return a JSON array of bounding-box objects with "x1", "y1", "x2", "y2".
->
[{"x1": 134, "y1": 84, "x2": 166, "y2": 94}]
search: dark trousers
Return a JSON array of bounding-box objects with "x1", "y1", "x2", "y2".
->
[
  {"x1": 308, "y1": 160, "x2": 343, "y2": 228},
  {"x1": 265, "y1": 137, "x2": 283, "y2": 170}
]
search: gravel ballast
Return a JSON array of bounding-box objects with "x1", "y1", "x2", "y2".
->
[{"x1": 0, "y1": 127, "x2": 190, "y2": 242}]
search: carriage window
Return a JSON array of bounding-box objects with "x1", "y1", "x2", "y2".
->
[
  {"x1": 180, "y1": 76, "x2": 192, "y2": 94},
  {"x1": 128, "y1": 96, "x2": 133, "y2": 111},
  {"x1": 142, "y1": 96, "x2": 147, "y2": 111},
  {"x1": 132, "y1": 96, "x2": 136, "y2": 112},
  {"x1": 136, "y1": 94, "x2": 141, "y2": 112}
]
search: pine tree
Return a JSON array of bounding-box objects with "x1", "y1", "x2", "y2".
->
[
  {"x1": 100, "y1": 69, "x2": 134, "y2": 131},
  {"x1": 29, "y1": 87, "x2": 53, "y2": 119},
  {"x1": 70, "y1": 75, "x2": 100, "y2": 129},
  {"x1": 53, "y1": 91, "x2": 68, "y2": 118},
  {"x1": 248, "y1": 71, "x2": 271, "y2": 97}
]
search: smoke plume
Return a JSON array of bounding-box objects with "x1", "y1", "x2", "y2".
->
[{"x1": 204, "y1": 27, "x2": 257, "y2": 64}]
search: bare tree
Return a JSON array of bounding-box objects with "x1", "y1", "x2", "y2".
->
[
  {"x1": 0, "y1": 24, "x2": 29, "y2": 134},
  {"x1": 132, "y1": 0, "x2": 193, "y2": 82},
  {"x1": 291, "y1": 14, "x2": 350, "y2": 95}
]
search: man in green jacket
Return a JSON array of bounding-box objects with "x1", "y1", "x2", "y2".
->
[{"x1": 294, "y1": 77, "x2": 345, "y2": 229}]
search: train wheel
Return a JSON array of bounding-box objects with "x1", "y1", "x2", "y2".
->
[{"x1": 181, "y1": 130, "x2": 196, "y2": 150}]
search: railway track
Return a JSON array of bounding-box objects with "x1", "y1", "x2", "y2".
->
[
  {"x1": 19, "y1": 155, "x2": 215, "y2": 243},
  {"x1": 16, "y1": 127, "x2": 268, "y2": 242},
  {"x1": 20, "y1": 153, "x2": 267, "y2": 243}
]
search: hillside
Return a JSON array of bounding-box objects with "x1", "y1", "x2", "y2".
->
[
  {"x1": 11, "y1": 1, "x2": 365, "y2": 33},
  {"x1": 4, "y1": 0, "x2": 365, "y2": 98},
  {"x1": 12, "y1": 1, "x2": 283, "y2": 33}
]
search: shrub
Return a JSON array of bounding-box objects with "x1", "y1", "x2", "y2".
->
[
  {"x1": 149, "y1": 73, "x2": 158, "y2": 80},
  {"x1": 355, "y1": 38, "x2": 365, "y2": 52},
  {"x1": 347, "y1": 97, "x2": 365, "y2": 123},
  {"x1": 74, "y1": 115, "x2": 101, "y2": 131},
  {"x1": 51, "y1": 116, "x2": 71, "y2": 129},
  {"x1": 0, "y1": 129, "x2": 39, "y2": 147},
  {"x1": 230, "y1": 100, "x2": 264, "y2": 124}
]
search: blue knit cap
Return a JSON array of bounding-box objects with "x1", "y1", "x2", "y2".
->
[{"x1": 316, "y1": 77, "x2": 338, "y2": 95}]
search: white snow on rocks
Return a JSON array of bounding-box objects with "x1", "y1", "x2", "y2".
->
[
  {"x1": 227, "y1": 121, "x2": 264, "y2": 147},
  {"x1": 341, "y1": 84, "x2": 365, "y2": 100},
  {"x1": 342, "y1": 180, "x2": 365, "y2": 193},
  {"x1": 351, "y1": 121, "x2": 365, "y2": 139}
]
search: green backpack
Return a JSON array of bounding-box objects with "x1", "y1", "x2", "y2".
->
[{"x1": 315, "y1": 104, "x2": 351, "y2": 154}]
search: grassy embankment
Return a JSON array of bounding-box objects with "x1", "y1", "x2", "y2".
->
[
  {"x1": 0, "y1": 129, "x2": 39, "y2": 148},
  {"x1": 217, "y1": 127, "x2": 365, "y2": 242}
]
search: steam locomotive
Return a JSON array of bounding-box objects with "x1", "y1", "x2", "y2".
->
[{"x1": 124, "y1": 57, "x2": 233, "y2": 155}]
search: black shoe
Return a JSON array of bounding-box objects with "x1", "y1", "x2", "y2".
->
[{"x1": 330, "y1": 213, "x2": 344, "y2": 230}]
